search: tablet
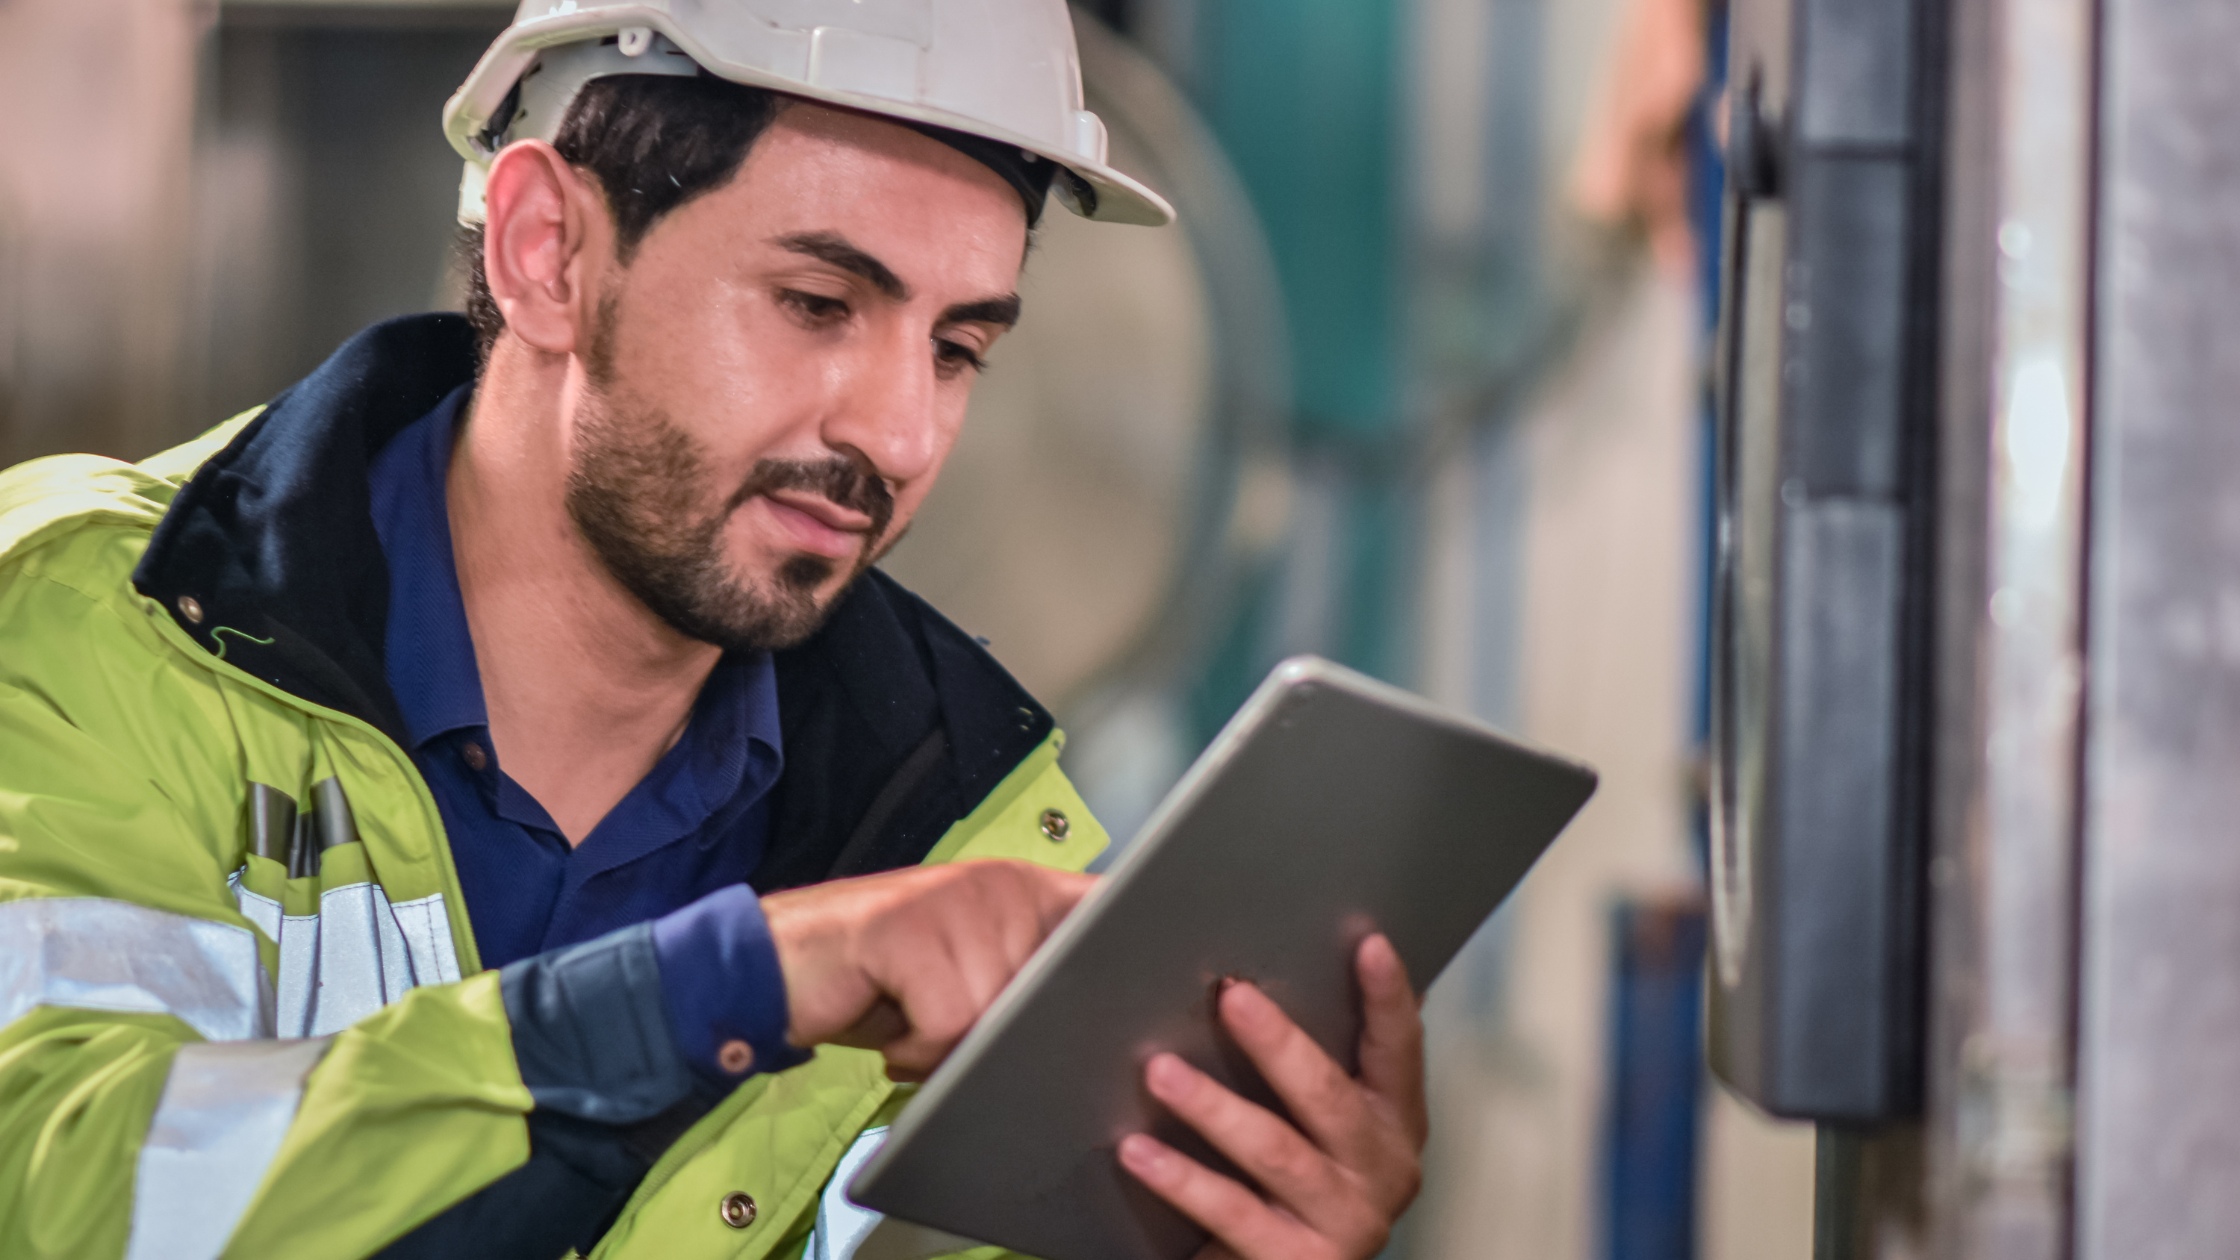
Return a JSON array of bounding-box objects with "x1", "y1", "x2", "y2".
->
[{"x1": 847, "y1": 656, "x2": 1597, "y2": 1260}]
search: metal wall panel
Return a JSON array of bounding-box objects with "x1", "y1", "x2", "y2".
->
[
  {"x1": 2075, "y1": 0, "x2": 2240, "y2": 1251},
  {"x1": 1919, "y1": 0, "x2": 2097, "y2": 1251}
]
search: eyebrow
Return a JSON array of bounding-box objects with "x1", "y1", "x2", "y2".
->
[
  {"x1": 941, "y1": 295, "x2": 1023, "y2": 330},
  {"x1": 774, "y1": 231, "x2": 910, "y2": 301},
  {"x1": 773, "y1": 230, "x2": 1021, "y2": 329}
]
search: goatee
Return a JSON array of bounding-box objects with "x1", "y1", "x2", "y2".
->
[{"x1": 565, "y1": 383, "x2": 894, "y2": 654}]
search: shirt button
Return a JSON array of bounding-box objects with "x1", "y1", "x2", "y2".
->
[
  {"x1": 461, "y1": 741, "x2": 488, "y2": 772},
  {"x1": 717, "y1": 1039, "x2": 755, "y2": 1075},
  {"x1": 718, "y1": 1191, "x2": 757, "y2": 1229},
  {"x1": 177, "y1": 595, "x2": 204, "y2": 625}
]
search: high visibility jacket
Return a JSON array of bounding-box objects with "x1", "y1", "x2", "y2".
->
[{"x1": 0, "y1": 315, "x2": 1109, "y2": 1260}]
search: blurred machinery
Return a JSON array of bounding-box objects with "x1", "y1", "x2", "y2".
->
[
  {"x1": 882, "y1": 14, "x2": 1296, "y2": 851},
  {"x1": 1708, "y1": 0, "x2": 1943, "y2": 1121},
  {"x1": 1709, "y1": 0, "x2": 2240, "y2": 1252}
]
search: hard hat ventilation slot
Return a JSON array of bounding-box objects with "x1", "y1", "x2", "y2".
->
[
  {"x1": 479, "y1": 79, "x2": 524, "y2": 154},
  {"x1": 1058, "y1": 168, "x2": 1098, "y2": 217}
]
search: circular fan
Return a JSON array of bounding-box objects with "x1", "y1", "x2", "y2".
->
[{"x1": 878, "y1": 12, "x2": 1293, "y2": 842}]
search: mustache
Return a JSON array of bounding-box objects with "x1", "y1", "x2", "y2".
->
[{"x1": 725, "y1": 457, "x2": 896, "y2": 544}]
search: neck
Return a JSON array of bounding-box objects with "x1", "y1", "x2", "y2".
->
[{"x1": 446, "y1": 342, "x2": 721, "y2": 846}]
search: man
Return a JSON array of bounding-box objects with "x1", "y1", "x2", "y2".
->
[{"x1": 0, "y1": 3, "x2": 1425, "y2": 1258}]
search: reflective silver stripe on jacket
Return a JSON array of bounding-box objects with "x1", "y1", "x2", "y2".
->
[
  {"x1": 228, "y1": 876, "x2": 463, "y2": 1037},
  {"x1": 390, "y1": 893, "x2": 464, "y2": 985},
  {"x1": 122, "y1": 1037, "x2": 331, "y2": 1260},
  {"x1": 1, "y1": 889, "x2": 455, "y2": 1255},
  {"x1": 0, "y1": 898, "x2": 270, "y2": 1041}
]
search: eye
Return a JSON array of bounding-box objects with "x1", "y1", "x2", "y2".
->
[
  {"x1": 933, "y1": 336, "x2": 988, "y2": 381},
  {"x1": 777, "y1": 289, "x2": 851, "y2": 327}
]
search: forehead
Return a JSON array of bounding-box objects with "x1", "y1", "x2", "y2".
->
[{"x1": 655, "y1": 102, "x2": 1029, "y2": 275}]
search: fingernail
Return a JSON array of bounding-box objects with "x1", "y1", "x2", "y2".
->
[
  {"x1": 1118, "y1": 1134, "x2": 1168, "y2": 1174},
  {"x1": 1222, "y1": 979, "x2": 1272, "y2": 1023},
  {"x1": 1147, "y1": 1053, "x2": 1194, "y2": 1097},
  {"x1": 1369, "y1": 933, "x2": 1411, "y2": 975}
]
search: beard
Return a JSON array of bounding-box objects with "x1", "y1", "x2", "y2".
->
[{"x1": 565, "y1": 307, "x2": 895, "y2": 653}]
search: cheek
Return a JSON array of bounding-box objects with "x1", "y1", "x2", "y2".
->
[
  {"x1": 636, "y1": 300, "x2": 761, "y2": 423},
  {"x1": 614, "y1": 266, "x2": 826, "y2": 439}
]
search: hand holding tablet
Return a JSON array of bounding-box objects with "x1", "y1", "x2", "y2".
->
[
  {"x1": 1116, "y1": 932, "x2": 1430, "y2": 1260},
  {"x1": 849, "y1": 656, "x2": 1597, "y2": 1260}
]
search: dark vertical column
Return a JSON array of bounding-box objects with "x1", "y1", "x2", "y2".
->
[
  {"x1": 1602, "y1": 899, "x2": 1708, "y2": 1260},
  {"x1": 1707, "y1": 0, "x2": 1945, "y2": 1123}
]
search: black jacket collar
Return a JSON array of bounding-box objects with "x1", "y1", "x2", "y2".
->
[{"x1": 134, "y1": 314, "x2": 1053, "y2": 886}]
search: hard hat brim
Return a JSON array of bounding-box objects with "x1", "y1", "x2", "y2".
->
[{"x1": 442, "y1": 6, "x2": 1175, "y2": 227}]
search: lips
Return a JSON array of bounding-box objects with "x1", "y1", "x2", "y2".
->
[
  {"x1": 756, "y1": 493, "x2": 871, "y2": 559},
  {"x1": 764, "y1": 489, "x2": 874, "y2": 534},
  {"x1": 721, "y1": 457, "x2": 895, "y2": 566}
]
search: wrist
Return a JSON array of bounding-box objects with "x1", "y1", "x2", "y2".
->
[{"x1": 760, "y1": 895, "x2": 858, "y2": 1050}]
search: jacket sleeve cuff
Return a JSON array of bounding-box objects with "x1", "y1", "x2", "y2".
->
[
  {"x1": 650, "y1": 882, "x2": 811, "y2": 1086},
  {"x1": 498, "y1": 922, "x2": 700, "y2": 1125}
]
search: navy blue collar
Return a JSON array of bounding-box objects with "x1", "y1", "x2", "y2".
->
[{"x1": 366, "y1": 384, "x2": 782, "y2": 838}]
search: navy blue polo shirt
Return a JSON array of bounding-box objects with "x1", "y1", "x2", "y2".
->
[{"x1": 368, "y1": 384, "x2": 793, "y2": 1079}]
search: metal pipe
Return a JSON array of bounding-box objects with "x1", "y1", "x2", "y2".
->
[{"x1": 1926, "y1": 0, "x2": 2097, "y2": 1249}]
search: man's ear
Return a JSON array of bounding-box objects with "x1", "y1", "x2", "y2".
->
[{"x1": 481, "y1": 141, "x2": 607, "y2": 357}]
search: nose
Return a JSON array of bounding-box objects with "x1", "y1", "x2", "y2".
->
[{"x1": 821, "y1": 324, "x2": 943, "y2": 486}]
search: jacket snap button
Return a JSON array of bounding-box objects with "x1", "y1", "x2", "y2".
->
[
  {"x1": 718, "y1": 1191, "x2": 757, "y2": 1229},
  {"x1": 177, "y1": 595, "x2": 204, "y2": 625},
  {"x1": 1039, "y1": 809, "x2": 1070, "y2": 841},
  {"x1": 461, "y1": 741, "x2": 488, "y2": 772}
]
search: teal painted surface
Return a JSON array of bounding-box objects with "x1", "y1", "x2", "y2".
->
[
  {"x1": 1187, "y1": 0, "x2": 1409, "y2": 726},
  {"x1": 1189, "y1": 560, "x2": 1281, "y2": 749},
  {"x1": 1194, "y1": 0, "x2": 1402, "y2": 439},
  {"x1": 1336, "y1": 470, "x2": 1411, "y2": 677}
]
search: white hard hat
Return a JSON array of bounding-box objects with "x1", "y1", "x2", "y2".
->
[{"x1": 442, "y1": 0, "x2": 1174, "y2": 228}]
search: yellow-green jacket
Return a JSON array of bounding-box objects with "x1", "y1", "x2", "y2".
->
[{"x1": 0, "y1": 316, "x2": 1107, "y2": 1260}]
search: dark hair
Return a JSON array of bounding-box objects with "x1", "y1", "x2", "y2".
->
[{"x1": 461, "y1": 74, "x2": 786, "y2": 361}]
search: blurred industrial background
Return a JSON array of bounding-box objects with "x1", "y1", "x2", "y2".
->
[
  {"x1": 0, "y1": 0, "x2": 1808, "y2": 1256},
  {"x1": 14, "y1": 0, "x2": 2240, "y2": 1250}
]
